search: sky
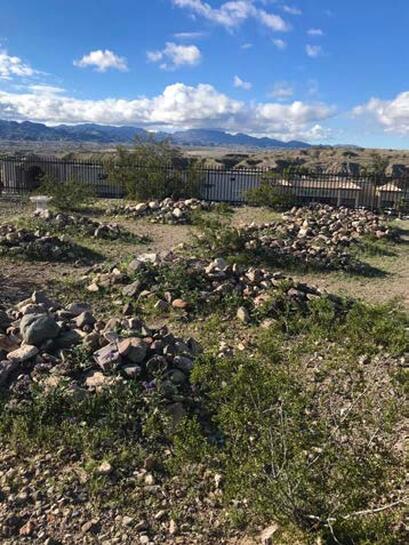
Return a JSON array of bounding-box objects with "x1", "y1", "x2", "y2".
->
[{"x1": 0, "y1": 0, "x2": 409, "y2": 148}]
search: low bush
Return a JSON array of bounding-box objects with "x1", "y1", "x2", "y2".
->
[
  {"x1": 245, "y1": 176, "x2": 296, "y2": 209},
  {"x1": 175, "y1": 301, "x2": 409, "y2": 544},
  {"x1": 36, "y1": 175, "x2": 96, "y2": 211}
]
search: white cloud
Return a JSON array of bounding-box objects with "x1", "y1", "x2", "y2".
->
[
  {"x1": 233, "y1": 75, "x2": 252, "y2": 90},
  {"x1": 353, "y1": 91, "x2": 409, "y2": 134},
  {"x1": 0, "y1": 82, "x2": 335, "y2": 140},
  {"x1": 273, "y1": 38, "x2": 287, "y2": 50},
  {"x1": 27, "y1": 84, "x2": 66, "y2": 95},
  {"x1": 241, "y1": 42, "x2": 253, "y2": 49},
  {"x1": 73, "y1": 50, "x2": 128, "y2": 72},
  {"x1": 147, "y1": 42, "x2": 201, "y2": 70},
  {"x1": 172, "y1": 0, "x2": 290, "y2": 32},
  {"x1": 307, "y1": 28, "x2": 324, "y2": 36},
  {"x1": 173, "y1": 31, "x2": 207, "y2": 39},
  {"x1": 282, "y1": 5, "x2": 302, "y2": 16},
  {"x1": 270, "y1": 81, "x2": 293, "y2": 100},
  {"x1": 306, "y1": 44, "x2": 323, "y2": 58},
  {"x1": 0, "y1": 49, "x2": 39, "y2": 80}
]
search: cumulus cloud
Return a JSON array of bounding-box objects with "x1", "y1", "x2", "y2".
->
[
  {"x1": 171, "y1": 0, "x2": 290, "y2": 32},
  {"x1": 0, "y1": 82, "x2": 335, "y2": 140},
  {"x1": 353, "y1": 91, "x2": 409, "y2": 134},
  {"x1": 147, "y1": 42, "x2": 201, "y2": 70},
  {"x1": 273, "y1": 38, "x2": 287, "y2": 50},
  {"x1": 306, "y1": 44, "x2": 323, "y2": 58},
  {"x1": 233, "y1": 75, "x2": 252, "y2": 90},
  {"x1": 0, "y1": 49, "x2": 39, "y2": 80},
  {"x1": 270, "y1": 81, "x2": 294, "y2": 100},
  {"x1": 74, "y1": 50, "x2": 128, "y2": 72},
  {"x1": 241, "y1": 42, "x2": 253, "y2": 49}
]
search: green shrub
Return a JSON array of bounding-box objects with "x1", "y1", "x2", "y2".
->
[
  {"x1": 36, "y1": 175, "x2": 96, "y2": 211},
  {"x1": 105, "y1": 137, "x2": 204, "y2": 200},
  {"x1": 183, "y1": 344, "x2": 406, "y2": 544},
  {"x1": 193, "y1": 213, "x2": 248, "y2": 258},
  {"x1": 245, "y1": 175, "x2": 296, "y2": 209}
]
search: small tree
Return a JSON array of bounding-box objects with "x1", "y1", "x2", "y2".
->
[
  {"x1": 366, "y1": 152, "x2": 389, "y2": 184},
  {"x1": 105, "y1": 136, "x2": 203, "y2": 200}
]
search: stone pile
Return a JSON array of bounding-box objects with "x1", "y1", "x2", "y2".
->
[
  {"x1": 34, "y1": 210, "x2": 131, "y2": 240},
  {"x1": 0, "y1": 224, "x2": 86, "y2": 262},
  {"x1": 108, "y1": 198, "x2": 214, "y2": 225},
  {"x1": 86, "y1": 253, "x2": 337, "y2": 320},
  {"x1": 0, "y1": 291, "x2": 202, "y2": 401},
  {"x1": 242, "y1": 204, "x2": 397, "y2": 271}
]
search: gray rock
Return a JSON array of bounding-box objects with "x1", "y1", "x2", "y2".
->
[
  {"x1": 20, "y1": 314, "x2": 61, "y2": 346},
  {"x1": 54, "y1": 329, "x2": 83, "y2": 349}
]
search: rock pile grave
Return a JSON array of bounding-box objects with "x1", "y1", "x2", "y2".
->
[
  {"x1": 0, "y1": 224, "x2": 89, "y2": 262},
  {"x1": 107, "y1": 198, "x2": 215, "y2": 225},
  {"x1": 34, "y1": 210, "x2": 136, "y2": 241},
  {"x1": 86, "y1": 253, "x2": 344, "y2": 322},
  {"x1": 239, "y1": 205, "x2": 397, "y2": 271},
  {"x1": 0, "y1": 292, "x2": 202, "y2": 404}
]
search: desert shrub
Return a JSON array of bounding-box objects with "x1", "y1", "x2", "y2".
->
[
  {"x1": 245, "y1": 175, "x2": 296, "y2": 209},
  {"x1": 105, "y1": 137, "x2": 204, "y2": 200},
  {"x1": 181, "y1": 337, "x2": 407, "y2": 544},
  {"x1": 192, "y1": 212, "x2": 248, "y2": 259},
  {"x1": 36, "y1": 174, "x2": 96, "y2": 211}
]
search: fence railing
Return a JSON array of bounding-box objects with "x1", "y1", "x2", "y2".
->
[{"x1": 1, "y1": 156, "x2": 409, "y2": 211}]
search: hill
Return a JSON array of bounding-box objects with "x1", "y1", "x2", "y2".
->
[{"x1": 0, "y1": 120, "x2": 311, "y2": 149}]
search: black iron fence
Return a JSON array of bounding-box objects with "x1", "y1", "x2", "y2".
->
[{"x1": 1, "y1": 156, "x2": 409, "y2": 211}]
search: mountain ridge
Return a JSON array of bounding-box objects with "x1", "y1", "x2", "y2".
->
[{"x1": 0, "y1": 120, "x2": 312, "y2": 149}]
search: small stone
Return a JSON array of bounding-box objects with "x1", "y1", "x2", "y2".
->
[
  {"x1": 55, "y1": 329, "x2": 83, "y2": 349},
  {"x1": 260, "y1": 523, "x2": 279, "y2": 545},
  {"x1": 118, "y1": 338, "x2": 147, "y2": 363},
  {"x1": 66, "y1": 302, "x2": 91, "y2": 316},
  {"x1": 7, "y1": 344, "x2": 39, "y2": 362},
  {"x1": 172, "y1": 299, "x2": 188, "y2": 310},
  {"x1": 87, "y1": 282, "x2": 100, "y2": 293},
  {"x1": 19, "y1": 520, "x2": 35, "y2": 536},
  {"x1": 75, "y1": 311, "x2": 96, "y2": 328},
  {"x1": 94, "y1": 343, "x2": 121, "y2": 370},
  {"x1": 121, "y1": 364, "x2": 142, "y2": 379},
  {"x1": 97, "y1": 461, "x2": 113, "y2": 475},
  {"x1": 85, "y1": 371, "x2": 108, "y2": 390},
  {"x1": 236, "y1": 306, "x2": 250, "y2": 323}
]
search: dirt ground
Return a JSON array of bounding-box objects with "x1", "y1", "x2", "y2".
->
[
  {"x1": 0, "y1": 198, "x2": 407, "y2": 545},
  {"x1": 1, "y1": 199, "x2": 408, "y2": 309}
]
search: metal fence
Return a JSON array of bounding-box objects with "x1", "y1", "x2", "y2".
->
[{"x1": 1, "y1": 155, "x2": 409, "y2": 211}]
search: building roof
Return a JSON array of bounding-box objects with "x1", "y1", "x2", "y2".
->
[
  {"x1": 377, "y1": 182, "x2": 402, "y2": 193},
  {"x1": 277, "y1": 178, "x2": 362, "y2": 191}
]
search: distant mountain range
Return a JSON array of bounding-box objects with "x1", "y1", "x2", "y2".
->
[{"x1": 0, "y1": 120, "x2": 312, "y2": 149}]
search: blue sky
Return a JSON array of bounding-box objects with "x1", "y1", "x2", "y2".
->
[{"x1": 0, "y1": 0, "x2": 409, "y2": 147}]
